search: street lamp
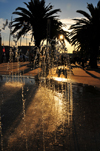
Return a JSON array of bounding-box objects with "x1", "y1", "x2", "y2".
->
[
  {"x1": 59, "y1": 34, "x2": 65, "y2": 46},
  {"x1": 59, "y1": 34, "x2": 67, "y2": 54},
  {"x1": 59, "y1": 34, "x2": 64, "y2": 40}
]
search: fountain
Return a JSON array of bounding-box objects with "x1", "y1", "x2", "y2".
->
[{"x1": 0, "y1": 39, "x2": 73, "y2": 151}]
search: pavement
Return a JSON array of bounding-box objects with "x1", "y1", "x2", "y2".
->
[
  {"x1": 0, "y1": 61, "x2": 41, "y2": 77},
  {"x1": 71, "y1": 63, "x2": 100, "y2": 89},
  {"x1": 0, "y1": 61, "x2": 100, "y2": 88}
]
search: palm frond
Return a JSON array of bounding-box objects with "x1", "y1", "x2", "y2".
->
[
  {"x1": 15, "y1": 7, "x2": 32, "y2": 18},
  {"x1": 12, "y1": 11, "x2": 30, "y2": 19},
  {"x1": 76, "y1": 10, "x2": 91, "y2": 20},
  {"x1": 12, "y1": 17, "x2": 26, "y2": 23},
  {"x1": 73, "y1": 18, "x2": 90, "y2": 24},
  {"x1": 87, "y1": 3, "x2": 95, "y2": 17},
  {"x1": 11, "y1": 25, "x2": 21, "y2": 35},
  {"x1": 17, "y1": 27, "x2": 30, "y2": 40},
  {"x1": 45, "y1": 3, "x2": 53, "y2": 12},
  {"x1": 11, "y1": 0, "x2": 69, "y2": 46},
  {"x1": 44, "y1": 9, "x2": 61, "y2": 18}
]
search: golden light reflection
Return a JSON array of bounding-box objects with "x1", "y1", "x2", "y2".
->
[
  {"x1": 5, "y1": 82, "x2": 24, "y2": 87},
  {"x1": 7, "y1": 86, "x2": 73, "y2": 148},
  {"x1": 51, "y1": 77, "x2": 69, "y2": 82}
]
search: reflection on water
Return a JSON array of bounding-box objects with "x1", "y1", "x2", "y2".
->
[
  {"x1": 37, "y1": 86, "x2": 69, "y2": 132},
  {"x1": 1, "y1": 76, "x2": 100, "y2": 151},
  {"x1": 0, "y1": 81, "x2": 73, "y2": 150},
  {"x1": 5, "y1": 81, "x2": 24, "y2": 87},
  {"x1": 0, "y1": 42, "x2": 73, "y2": 150},
  {"x1": 0, "y1": 75, "x2": 35, "y2": 85},
  {"x1": 72, "y1": 83, "x2": 100, "y2": 151},
  {"x1": 51, "y1": 77, "x2": 68, "y2": 82}
]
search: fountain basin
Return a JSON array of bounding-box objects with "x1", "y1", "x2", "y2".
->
[{"x1": 0, "y1": 75, "x2": 35, "y2": 85}]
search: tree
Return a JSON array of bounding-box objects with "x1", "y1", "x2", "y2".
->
[
  {"x1": 69, "y1": 1, "x2": 100, "y2": 68},
  {"x1": 11, "y1": 0, "x2": 69, "y2": 47}
]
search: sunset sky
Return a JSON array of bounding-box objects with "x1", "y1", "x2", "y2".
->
[{"x1": 0, "y1": 0, "x2": 99, "y2": 53}]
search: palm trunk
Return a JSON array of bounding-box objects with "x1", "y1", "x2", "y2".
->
[
  {"x1": 89, "y1": 46, "x2": 98, "y2": 68},
  {"x1": 34, "y1": 34, "x2": 42, "y2": 47}
]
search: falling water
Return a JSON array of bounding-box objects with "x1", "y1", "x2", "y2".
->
[
  {"x1": 0, "y1": 94, "x2": 4, "y2": 151},
  {"x1": 39, "y1": 40, "x2": 73, "y2": 150},
  {"x1": 18, "y1": 62, "x2": 20, "y2": 83},
  {"x1": 22, "y1": 86, "x2": 28, "y2": 151},
  {"x1": 11, "y1": 60, "x2": 13, "y2": 82},
  {"x1": 15, "y1": 72, "x2": 16, "y2": 83},
  {"x1": 0, "y1": 38, "x2": 73, "y2": 151},
  {"x1": 7, "y1": 62, "x2": 9, "y2": 71},
  {"x1": 42, "y1": 89, "x2": 45, "y2": 151}
]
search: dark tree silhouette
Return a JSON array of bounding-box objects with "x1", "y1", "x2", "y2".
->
[
  {"x1": 69, "y1": 1, "x2": 100, "y2": 68},
  {"x1": 11, "y1": 0, "x2": 69, "y2": 47}
]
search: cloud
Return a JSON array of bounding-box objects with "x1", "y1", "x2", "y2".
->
[
  {"x1": 60, "y1": 18, "x2": 74, "y2": 31},
  {"x1": 60, "y1": 17, "x2": 82, "y2": 30},
  {"x1": 60, "y1": 18, "x2": 75, "y2": 25}
]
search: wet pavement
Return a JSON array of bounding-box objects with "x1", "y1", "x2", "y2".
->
[
  {"x1": 72, "y1": 83, "x2": 100, "y2": 151},
  {"x1": 0, "y1": 62, "x2": 100, "y2": 151}
]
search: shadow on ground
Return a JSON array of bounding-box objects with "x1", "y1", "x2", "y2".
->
[
  {"x1": 0, "y1": 82, "x2": 38, "y2": 150},
  {"x1": 0, "y1": 80, "x2": 100, "y2": 151}
]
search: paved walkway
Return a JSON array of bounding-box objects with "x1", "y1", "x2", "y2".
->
[
  {"x1": 71, "y1": 63, "x2": 100, "y2": 88},
  {"x1": 0, "y1": 62, "x2": 41, "y2": 77},
  {"x1": 0, "y1": 62, "x2": 100, "y2": 88}
]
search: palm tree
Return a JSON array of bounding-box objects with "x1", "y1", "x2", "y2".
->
[
  {"x1": 11, "y1": 0, "x2": 69, "y2": 47},
  {"x1": 69, "y1": 1, "x2": 100, "y2": 68}
]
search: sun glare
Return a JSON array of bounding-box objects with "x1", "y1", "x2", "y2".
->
[
  {"x1": 59, "y1": 34, "x2": 64, "y2": 40},
  {"x1": 52, "y1": 77, "x2": 68, "y2": 82}
]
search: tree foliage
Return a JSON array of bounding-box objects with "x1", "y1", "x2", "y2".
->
[
  {"x1": 69, "y1": 1, "x2": 100, "y2": 68},
  {"x1": 11, "y1": 0, "x2": 69, "y2": 47}
]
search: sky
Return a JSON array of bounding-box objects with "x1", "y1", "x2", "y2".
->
[{"x1": 0, "y1": 0, "x2": 99, "y2": 53}]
